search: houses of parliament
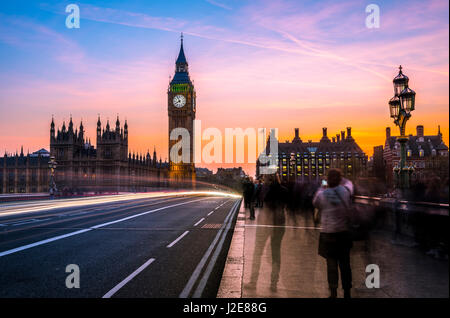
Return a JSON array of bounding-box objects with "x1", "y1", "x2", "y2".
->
[
  {"x1": 0, "y1": 115, "x2": 169, "y2": 194},
  {"x1": 0, "y1": 36, "x2": 198, "y2": 194}
]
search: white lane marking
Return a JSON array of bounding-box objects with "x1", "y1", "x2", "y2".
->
[
  {"x1": 194, "y1": 218, "x2": 205, "y2": 227},
  {"x1": 167, "y1": 230, "x2": 189, "y2": 248},
  {"x1": 0, "y1": 229, "x2": 91, "y2": 257},
  {"x1": 180, "y1": 199, "x2": 240, "y2": 298},
  {"x1": 192, "y1": 200, "x2": 240, "y2": 297},
  {"x1": 207, "y1": 211, "x2": 214, "y2": 216},
  {"x1": 0, "y1": 198, "x2": 207, "y2": 258},
  {"x1": 102, "y1": 258, "x2": 155, "y2": 298}
]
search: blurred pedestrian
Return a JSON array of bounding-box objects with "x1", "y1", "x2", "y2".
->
[
  {"x1": 249, "y1": 180, "x2": 256, "y2": 220},
  {"x1": 424, "y1": 176, "x2": 442, "y2": 203},
  {"x1": 255, "y1": 179, "x2": 263, "y2": 208},
  {"x1": 313, "y1": 168, "x2": 353, "y2": 298},
  {"x1": 242, "y1": 176, "x2": 253, "y2": 208}
]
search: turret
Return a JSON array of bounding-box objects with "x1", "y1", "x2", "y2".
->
[
  {"x1": 124, "y1": 119, "x2": 128, "y2": 139},
  {"x1": 97, "y1": 115, "x2": 101, "y2": 138},
  {"x1": 115, "y1": 115, "x2": 120, "y2": 134},
  {"x1": 79, "y1": 120, "x2": 84, "y2": 141},
  {"x1": 68, "y1": 115, "x2": 74, "y2": 134},
  {"x1": 50, "y1": 116, "x2": 55, "y2": 142}
]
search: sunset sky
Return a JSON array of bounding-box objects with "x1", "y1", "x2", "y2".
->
[{"x1": 0, "y1": 0, "x2": 448, "y2": 176}]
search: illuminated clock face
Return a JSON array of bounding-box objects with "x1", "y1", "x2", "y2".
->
[{"x1": 173, "y1": 95, "x2": 186, "y2": 108}]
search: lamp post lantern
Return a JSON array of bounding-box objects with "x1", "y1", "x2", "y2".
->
[
  {"x1": 48, "y1": 156, "x2": 57, "y2": 198},
  {"x1": 389, "y1": 65, "x2": 416, "y2": 191}
]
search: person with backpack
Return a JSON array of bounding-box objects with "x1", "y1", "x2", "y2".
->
[{"x1": 313, "y1": 168, "x2": 353, "y2": 298}]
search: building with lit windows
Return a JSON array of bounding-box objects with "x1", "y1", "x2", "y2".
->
[
  {"x1": 383, "y1": 125, "x2": 448, "y2": 184},
  {"x1": 256, "y1": 127, "x2": 368, "y2": 182}
]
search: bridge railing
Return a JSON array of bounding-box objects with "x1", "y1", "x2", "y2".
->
[
  {"x1": 353, "y1": 195, "x2": 448, "y2": 252},
  {"x1": 354, "y1": 195, "x2": 449, "y2": 216}
]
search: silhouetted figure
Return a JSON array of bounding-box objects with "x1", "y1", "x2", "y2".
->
[
  {"x1": 264, "y1": 173, "x2": 287, "y2": 291},
  {"x1": 242, "y1": 177, "x2": 254, "y2": 208},
  {"x1": 247, "y1": 173, "x2": 287, "y2": 292},
  {"x1": 313, "y1": 168, "x2": 353, "y2": 298},
  {"x1": 255, "y1": 180, "x2": 263, "y2": 208},
  {"x1": 249, "y1": 181, "x2": 256, "y2": 220},
  {"x1": 424, "y1": 176, "x2": 442, "y2": 203}
]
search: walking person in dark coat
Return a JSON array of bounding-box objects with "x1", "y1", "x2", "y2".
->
[
  {"x1": 242, "y1": 177, "x2": 253, "y2": 209},
  {"x1": 254, "y1": 179, "x2": 263, "y2": 208},
  {"x1": 313, "y1": 168, "x2": 353, "y2": 298}
]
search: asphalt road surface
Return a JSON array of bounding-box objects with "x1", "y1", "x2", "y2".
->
[{"x1": 0, "y1": 193, "x2": 241, "y2": 298}]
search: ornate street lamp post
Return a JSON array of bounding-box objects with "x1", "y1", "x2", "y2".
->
[
  {"x1": 48, "y1": 156, "x2": 57, "y2": 198},
  {"x1": 388, "y1": 65, "x2": 416, "y2": 191}
]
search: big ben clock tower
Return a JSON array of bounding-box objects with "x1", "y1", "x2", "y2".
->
[{"x1": 168, "y1": 34, "x2": 196, "y2": 182}]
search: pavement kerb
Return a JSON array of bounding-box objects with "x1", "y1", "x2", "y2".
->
[{"x1": 217, "y1": 200, "x2": 245, "y2": 298}]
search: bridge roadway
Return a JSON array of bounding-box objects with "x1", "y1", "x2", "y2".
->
[{"x1": 0, "y1": 193, "x2": 241, "y2": 297}]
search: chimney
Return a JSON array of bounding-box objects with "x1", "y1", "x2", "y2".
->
[
  {"x1": 346, "y1": 127, "x2": 352, "y2": 139},
  {"x1": 336, "y1": 134, "x2": 340, "y2": 142},
  {"x1": 320, "y1": 127, "x2": 330, "y2": 142},
  {"x1": 341, "y1": 131, "x2": 345, "y2": 140},
  {"x1": 386, "y1": 127, "x2": 391, "y2": 139},
  {"x1": 416, "y1": 125, "x2": 424, "y2": 137},
  {"x1": 292, "y1": 128, "x2": 302, "y2": 143}
]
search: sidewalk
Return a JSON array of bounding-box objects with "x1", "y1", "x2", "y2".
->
[{"x1": 218, "y1": 203, "x2": 449, "y2": 298}]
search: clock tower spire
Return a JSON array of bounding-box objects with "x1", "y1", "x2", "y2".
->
[{"x1": 168, "y1": 34, "x2": 196, "y2": 184}]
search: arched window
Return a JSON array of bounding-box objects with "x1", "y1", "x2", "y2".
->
[
  {"x1": 431, "y1": 149, "x2": 436, "y2": 156},
  {"x1": 419, "y1": 149, "x2": 424, "y2": 157}
]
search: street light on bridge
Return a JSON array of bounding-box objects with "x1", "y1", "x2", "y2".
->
[
  {"x1": 48, "y1": 156, "x2": 57, "y2": 198},
  {"x1": 389, "y1": 65, "x2": 416, "y2": 191}
]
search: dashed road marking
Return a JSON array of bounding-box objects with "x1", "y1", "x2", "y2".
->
[
  {"x1": 194, "y1": 218, "x2": 205, "y2": 227},
  {"x1": 102, "y1": 257, "x2": 156, "y2": 298},
  {"x1": 167, "y1": 230, "x2": 189, "y2": 248}
]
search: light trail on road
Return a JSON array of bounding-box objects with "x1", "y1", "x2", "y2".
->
[{"x1": 0, "y1": 191, "x2": 241, "y2": 217}]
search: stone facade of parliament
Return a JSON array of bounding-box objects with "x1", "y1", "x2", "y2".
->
[{"x1": 0, "y1": 116, "x2": 169, "y2": 194}]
